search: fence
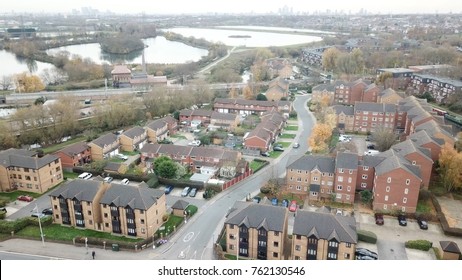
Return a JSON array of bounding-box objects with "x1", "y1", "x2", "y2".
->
[{"x1": 222, "y1": 169, "x2": 253, "y2": 190}]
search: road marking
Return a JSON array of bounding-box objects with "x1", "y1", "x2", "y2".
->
[{"x1": 183, "y1": 232, "x2": 194, "y2": 242}]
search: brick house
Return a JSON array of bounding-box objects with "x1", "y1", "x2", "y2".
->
[
  {"x1": 111, "y1": 65, "x2": 131, "y2": 87},
  {"x1": 179, "y1": 109, "x2": 212, "y2": 126},
  {"x1": 376, "y1": 68, "x2": 414, "y2": 90},
  {"x1": 389, "y1": 139, "x2": 433, "y2": 189},
  {"x1": 312, "y1": 83, "x2": 336, "y2": 106},
  {"x1": 356, "y1": 155, "x2": 384, "y2": 192},
  {"x1": 119, "y1": 126, "x2": 147, "y2": 152},
  {"x1": 285, "y1": 155, "x2": 335, "y2": 201},
  {"x1": 291, "y1": 209, "x2": 357, "y2": 260},
  {"x1": 377, "y1": 88, "x2": 403, "y2": 104},
  {"x1": 213, "y1": 98, "x2": 292, "y2": 117},
  {"x1": 353, "y1": 102, "x2": 396, "y2": 133},
  {"x1": 209, "y1": 112, "x2": 240, "y2": 131},
  {"x1": 265, "y1": 58, "x2": 292, "y2": 79},
  {"x1": 146, "y1": 119, "x2": 169, "y2": 143},
  {"x1": 361, "y1": 83, "x2": 381, "y2": 103},
  {"x1": 407, "y1": 130, "x2": 445, "y2": 162},
  {"x1": 49, "y1": 179, "x2": 110, "y2": 230},
  {"x1": 88, "y1": 133, "x2": 120, "y2": 161},
  {"x1": 333, "y1": 105, "x2": 354, "y2": 133},
  {"x1": 243, "y1": 127, "x2": 272, "y2": 152},
  {"x1": 54, "y1": 142, "x2": 91, "y2": 169},
  {"x1": 333, "y1": 152, "x2": 358, "y2": 204},
  {"x1": 99, "y1": 183, "x2": 166, "y2": 239},
  {"x1": 265, "y1": 77, "x2": 289, "y2": 101},
  {"x1": 334, "y1": 79, "x2": 368, "y2": 105},
  {"x1": 225, "y1": 202, "x2": 288, "y2": 260},
  {"x1": 0, "y1": 148, "x2": 63, "y2": 193},
  {"x1": 372, "y1": 152, "x2": 422, "y2": 213}
]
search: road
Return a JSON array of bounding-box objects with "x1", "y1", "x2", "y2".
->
[{"x1": 149, "y1": 94, "x2": 314, "y2": 260}]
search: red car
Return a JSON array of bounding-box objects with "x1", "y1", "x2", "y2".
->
[
  {"x1": 374, "y1": 213, "x2": 384, "y2": 225},
  {"x1": 289, "y1": 200, "x2": 297, "y2": 212},
  {"x1": 17, "y1": 195, "x2": 33, "y2": 202}
]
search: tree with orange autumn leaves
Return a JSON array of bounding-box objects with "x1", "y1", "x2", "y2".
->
[
  {"x1": 308, "y1": 123, "x2": 332, "y2": 153},
  {"x1": 438, "y1": 143, "x2": 462, "y2": 192}
]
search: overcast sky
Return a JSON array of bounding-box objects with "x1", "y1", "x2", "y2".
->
[{"x1": 2, "y1": 0, "x2": 461, "y2": 15}]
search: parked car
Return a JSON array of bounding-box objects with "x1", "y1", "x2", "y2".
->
[
  {"x1": 260, "y1": 151, "x2": 270, "y2": 157},
  {"x1": 281, "y1": 199, "x2": 289, "y2": 207},
  {"x1": 364, "y1": 149, "x2": 380, "y2": 156},
  {"x1": 104, "y1": 176, "x2": 113, "y2": 183},
  {"x1": 355, "y1": 248, "x2": 378, "y2": 260},
  {"x1": 164, "y1": 185, "x2": 174, "y2": 194},
  {"x1": 78, "y1": 172, "x2": 92, "y2": 180},
  {"x1": 356, "y1": 255, "x2": 377, "y2": 260},
  {"x1": 31, "y1": 213, "x2": 46, "y2": 219},
  {"x1": 116, "y1": 154, "x2": 128, "y2": 160},
  {"x1": 188, "y1": 140, "x2": 201, "y2": 146},
  {"x1": 293, "y1": 142, "x2": 300, "y2": 149},
  {"x1": 42, "y1": 208, "x2": 53, "y2": 215},
  {"x1": 17, "y1": 195, "x2": 33, "y2": 202},
  {"x1": 289, "y1": 200, "x2": 297, "y2": 212},
  {"x1": 367, "y1": 144, "x2": 376, "y2": 150},
  {"x1": 121, "y1": 178, "x2": 130, "y2": 185},
  {"x1": 181, "y1": 186, "x2": 191, "y2": 197},
  {"x1": 398, "y1": 214, "x2": 407, "y2": 226},
  {"x1": 366, "y1": 135, "x2": 373, "y2": 141},
  {"x1": 417, "y1": 218, "x2": 428, "y2": 230},
  {"x1": 374, "y1": 213, "x2": 384, "y2": 225},
  {"x1": 252, "y1": 196, "x2": 261, "y2": 203},
  {"x1": 273, "y1": 146, "x2": 284, "y2": 152},
  {"x1": 271, "y1": 197, "x2": 278, "y2": 206},
  {"x1": 189, "y1": 187, "x2": 198, "y2": 197}
]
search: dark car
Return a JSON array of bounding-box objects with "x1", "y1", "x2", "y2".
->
[
  {"x1": 189, "y1": 187, "x2": 198, "y2": 197},
  {"x1": 417, "y1": 218, "x2": 428, "y2": 230},
  {"x1": 17, "y1": 195, "x2": 33, "y2": 202},
  {"x1": 42, "y1": 208, "x2": 53, "y2": 215},
  {"x1": 356, "y1": 255, "x2": 377, "y2": 260},
  {"x1": 355, "y1": 248, "x2": 378, "y2": 260},
  {"x1": 398, "y1": 214, "x2": 407, "y2": 226},
  {"x1": 281, "y1": 199, "x2": 289, "y2": 207},
  {"x1": 367, "y1": 144, "x2": 376, "y2": 149},
  {"x1": 252, "y1": 196, "x2": 261, "y2": 203},
  {"x1": 374, "y1": 213, "x2": 384, "y2": 225},
  {"x1": 260, "y1": 151, "x2": 270, "y2": 157},
  {"x1": 271, "y1": 197, "x2": 278, "y2": 206},
  {"x1": 164, "y1": 185, "x2": 174, "y2": 194}
]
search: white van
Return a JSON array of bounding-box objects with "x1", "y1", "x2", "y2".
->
[
  {"x1": 364, "y1": 150, "x2": 380, "y2": 156},
  {"x1": 78, "y1": 172, "x2": 92, "y2": 180}
]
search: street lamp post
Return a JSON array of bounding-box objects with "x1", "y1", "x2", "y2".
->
[{"x1": 35, "y1": 203, "x2": 45, "y2": 247}]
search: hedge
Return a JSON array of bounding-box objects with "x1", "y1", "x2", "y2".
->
[
  {"x1": 0, "y1": 216, "x2": 52, "y2": 234},
  {"x1": 185, "y1": 205, "x2": 198, "y2": 216},
  {"x1": 357, "y1": 229, "x2": 377, "y2": 244},
  {"x1": 405, "y1": 240, "x2": 433, "y2": 251}
]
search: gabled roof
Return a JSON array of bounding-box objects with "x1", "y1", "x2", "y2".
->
[
  {"x1": 293, "y1": 210, "x2": 357, "y2": 243},
  {"x1": 354, "y1": 102, "x2": 396, "y2": 113},
  {"x1": 57, "y1": 142, "x2": 89, "y2": 157},
  {"x1": 375, "y1": 152, "x2": 422, "y2": 179},
  {"x1": 111, "y1": 65, "x2": 131, "y2": 75},
  {"x1": 439, "y1": 241, "x2": 461, "y2": 254},
  {"x1": 0, "y1": 148, "x2": 60, "y2": 169},
  {"x1": 49, "y1": 179, "x2": 102, "y2": 202},
  {"x1": 122, "y1": 126, "x2": 146, "y2": 139},
  {"x1": 90, "y1": 133, "x2": 119, "y2": 148},
  {"x1": 333, "y1": 105, "x2": 354, "y2": 116},
  {"x1": 100, "y1": 184, "x2": 164, "y2": 210},
  {"x1": 171, "y1": 199, "x2": 190, "y2": 210},
  {"x1": 225, "y1": 202, "x2": 288, "y2": 232},
  {"x1": 409, "y1": 130, "x2": 445, "y2": 146},
  {"x1": 288, "y1": 155, "x2": 335, "y2": 173},
  {"x1": 336, "y1": 152, "x2": 358, "y2": 170},
  {"x1": 211, "y1": 111, "x2": 238, "y2": 121},
  {"x1": 391, "y1": 139, "x2": 433, "y2": 162},
  {"x1": 146, "y1": 119, "x2": 168, "y2": 130}
]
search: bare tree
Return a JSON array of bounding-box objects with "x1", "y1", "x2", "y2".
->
[
  {"x1": 0, "y1": 75, "x2": 12, "y2": 90},
  {"x1": 371, "y1": 126, "x2": 398, "y2": 151}
]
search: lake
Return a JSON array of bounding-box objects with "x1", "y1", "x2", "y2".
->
[
  {"x1": 163, "y1": 27, "x2": 323, "y2": 47},
  {"x1": 0, "y1": 50, "x2": 56, "y2": 78},
  {"x1": 46, "y1": 36, "x2": 209, "y2": 65}
]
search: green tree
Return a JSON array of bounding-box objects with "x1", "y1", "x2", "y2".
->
[
  {"x1": 256, "y1": 93, "x2": 267, "y2": 101},
  {"x1": 372, "y1": 126, "x2": 397, "y2": 152},
  {"x1": 360, "y1": 190, "x2": 373, "y2": 205},
  {"x1": 322, "y1": 47, "x2": 341, "y2": 72},
  {"x1": 154, "y1": 156, "x2": 177, "y2": 179}
]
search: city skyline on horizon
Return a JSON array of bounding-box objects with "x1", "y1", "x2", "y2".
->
[{"x1": 1, "y1": 0, "x2": 461, "y2": 16}]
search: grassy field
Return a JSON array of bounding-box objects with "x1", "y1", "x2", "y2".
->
[
  {"x1": 280, "y1": 133, "x2": 296, "y2": 139},
  {"x1": 63, "y1": 171, "x2": 79, "y2": 179},
  {"x1": 16, "y1": 223, "x2": 141, "y2": 243},
  {"x1": 285, "y1": 125, "x2": 299, "y2": 131},
  {"x1": 275, "y1": 142, "x2": 291, "y2": 148},
  {"x1": 249, "y1": 160, "x2": 268, "y2": 172},
  {"x1": 42, "y1": 136, "x2": 87, "y2": 154}
]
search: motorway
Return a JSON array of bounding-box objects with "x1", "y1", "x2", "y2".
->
[{"x1": 148, "y1": 94, "x2": 314, "y2": 260}]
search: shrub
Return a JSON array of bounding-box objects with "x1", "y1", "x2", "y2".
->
[
  {"x1": 357, "y1": 229, "x2": 377, "y2": 244},
  {"x1": 185, "y1": 205, "x2": 198, "y2": 216},
  {"x1": 405, "y1": 240, "x2": 433, "y2": 251}
]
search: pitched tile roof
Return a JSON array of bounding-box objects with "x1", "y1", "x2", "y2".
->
[
  {"x1": 100, "y1": 183, "x2": 164, "y2": 210},
  {"x1": 90, "y1": 133, "x2": 119, "y2": 148},
  {"x1": 0, "y1": 148, "x2": 60, "y2": 169},
  {"x1": 288, "y1": 155, "x2": 335, "y2": 173},
  {"x1": 57, "y1": 142, "x2": 89, "y2": 156},
  {"x1": 49, "y1": 179, "x2": 102, "y2": 202},
  {"x1": 293, "y1": 210, "x2": 357, "y2": 244},
  {"x1": 336, "y1": 152, "x2": 358, "y2": 170},
  {"x1": 225, "y1": 202, "x2": 288, "y2": 232},
  {"x1": 122, "y1": 126, "x2": 146, "y2": 139}
]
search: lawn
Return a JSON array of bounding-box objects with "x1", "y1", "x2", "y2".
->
[
  {"x1": 42, "y1": 136, "x2": 87, "y2": 154},
  {"x1": 249, "y1": 160, "x2": 268, "y2": 172},
  {"x1": 0, "y1": 190, "x2": 43, "y2": 201},
  {"x1": 285, "y1": 125, "x2": 298, "y2": 131},
  {"x1": 16, "y1": 223, "x2": 141, "y2": 243},
  {"x1": 156, "y1": 215, "x2": 184, "y2": 238},
  {"x1": 63, "y1": 171, "x2": 79, "y2": 179},
  {"x1": 275, "y1": 142, "x2": 291, "y2": 148},
  {"x1": 269, "y1": 151, "x2": 283, "y2": 158},
  {"x1": 121, "y1": 151, "x2": 139, "y2": 156},
  {"x1": 279, "y1": 133, "x2": 296, "y2": 139}
]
